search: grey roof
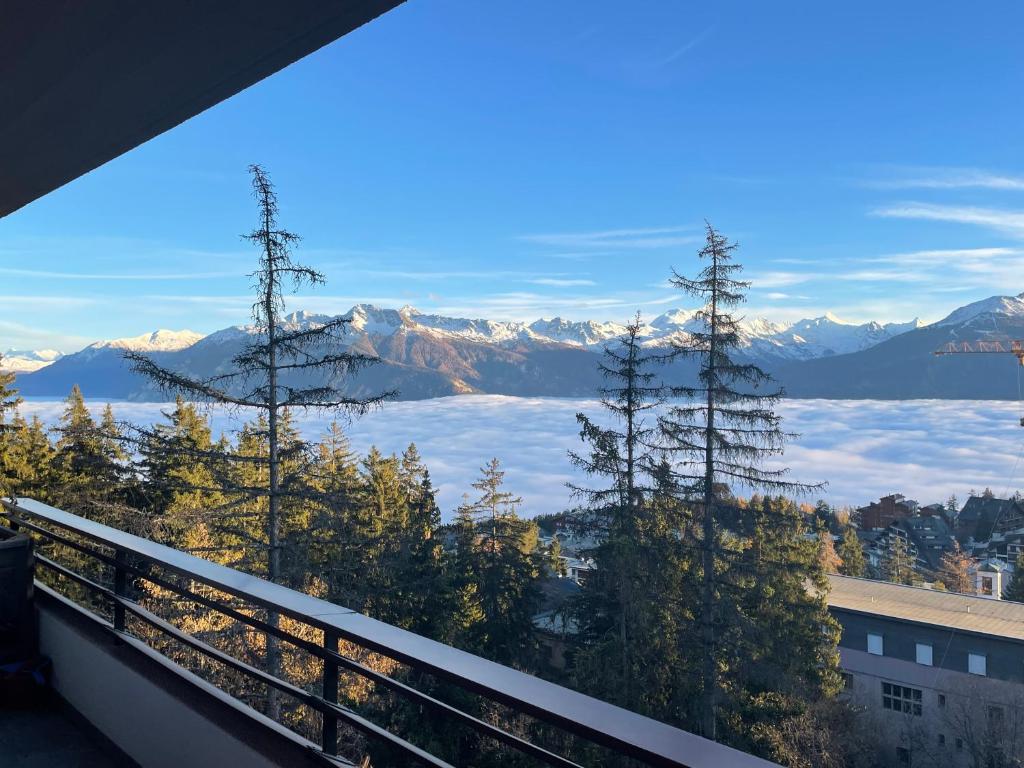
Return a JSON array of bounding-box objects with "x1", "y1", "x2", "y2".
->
[
  {"x1": 827, "y1": 574, "x2": 1024, "y2": 641},
  {"x1": 892, "y1": 515, "x2": 957, "y2": 570},
  {"x1": 958, "y1": 496, "x2": 1021, "y2": 530}
]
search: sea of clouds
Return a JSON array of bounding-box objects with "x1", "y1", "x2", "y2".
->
[{"x1": 17, "y1": 396, "x2": 1024, "y2": 519}]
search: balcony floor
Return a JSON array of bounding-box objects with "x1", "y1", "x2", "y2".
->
[{"x1": 0, "y1": 703, "x2": 123, "y2": 767}]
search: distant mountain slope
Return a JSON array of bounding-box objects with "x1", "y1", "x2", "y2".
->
[
  {"x1": 773, "y1": 293, "x2": 1024, "y2": 399},
  {"x1": 1, "y1": 348, "x2": 63, "y2": 374},
  {"x1": 14, "y1": 296, "x2": 1024, "y2": 401}
]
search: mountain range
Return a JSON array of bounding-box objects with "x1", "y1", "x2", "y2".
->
[{"x1": 6, "y1": 294, "x2": 1024, "y2": 401}]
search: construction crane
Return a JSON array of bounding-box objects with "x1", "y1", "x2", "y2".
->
[
  {"x1": 934, "y1": 339, "x2": 1024, "y2": 365},
  {"x1": 934, "y1": 340, "x2": 1024, "y2": 425}
]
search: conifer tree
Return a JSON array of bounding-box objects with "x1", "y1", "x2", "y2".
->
[
  {"x1": 939, "y1": 541, "x2": 975, "y2": 594},
  {"x1": 881, "y1": 534, "x2": 916, "y2": 585},
  {"x1": 125, "y1": 166, "x2": 391, "y2": 716},
  {"x1": 140, "y1": 397, "x2": 227, "y2": 548},
  {"x1": 732, "y1": 496, "x2": 842, "y2": 754},
  {"x1": 817, "y1": 525, "x2": 842, "y2": 574},
  {"x1": 836, "y1": 525, "x2": 866, "y2": 578},
  {"x1": 50, "y1": 386, "x2": 132, "y2": 524},
  {"x1": 1004, "y1": 552, "x2": 1024, "y2": 602},
  {"x1": 3, "y1": 415, "x2": 55, "y2": 502},
  {"x1": 0, "y1": 359, "x2": 23, "y2": 498},
  {"x1": 448, "y1": 499, "x2": 485, "y2": 645},
  {"x1": 568, "y1": 313, "x2": 679, "y2": 711},
  {"x1": 459, "y1": 459, "x2": 541, "y2": 669},
  {"x1": 658, "y1": 223, "x2": 825, "y2": 741}
]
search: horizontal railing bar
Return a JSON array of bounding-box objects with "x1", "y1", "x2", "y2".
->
[
  {"x1": 119, "y1": 597, "x2": 454, "y2": 768},
  {"x1": 6, "y1": 513, "x2": 121, "y2": 568},
  {"x1": 31, "y1": 582, "x2": 353, "y2": 768},
  {"x1": 34, "y1": 552, "x2": 115, "y2": 600},
  {"x1": 128, "y1": 563, "x2": 582, "y2": 768},
  {"x1": 23, "y1": 522, "x2": 457, "y2": 767},
  {"x1": 3, "y1": 498, "x2": 778, "y2": 768}
]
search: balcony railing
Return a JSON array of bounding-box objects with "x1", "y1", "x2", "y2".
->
[{"x1": 2, "y1": 497, "x2": 778, "y2": 768}]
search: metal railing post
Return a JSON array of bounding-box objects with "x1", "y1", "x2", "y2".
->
[
  {"x1": 322, "y1": 628, "x2": 339, "y2": 756},
  {"x1": 113, "y1": 547, "x2": 127, "y2": 633}
]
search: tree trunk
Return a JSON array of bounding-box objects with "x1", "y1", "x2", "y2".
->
[
  {"x1": 265, "y1": 208, "x2": 282, "y2": 720},
  {"x1": 700, "y1": 254, "x2": 719, "y2": 740}
]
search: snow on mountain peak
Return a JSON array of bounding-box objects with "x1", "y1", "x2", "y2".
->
[
  {"x1": 91, "y1": 329, "x2": 204, "y2": 353},
  {"x1": 1, "y1": 348, "x2": 65, "y2": 373},
  {"x1": 651, "y1": 308, "x2": 697, "y2": 328},
  {"x1": 934, "y1": 293, "x2": 1024, "y2": 327}
]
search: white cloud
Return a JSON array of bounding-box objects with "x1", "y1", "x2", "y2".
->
[
  {"x1": 18, "y1": 396, "x2": 1024, "y2": 519},
  {"x1": 872, "y1": 203, "x2": 1024, "y2": 239},
  {"x1": 865, "y1": 167, "x2": 1024, "y2": 191},
  {"x1": 0, "y1": 268, "x2": 244, "y2": 280},
  {"x1": 519, "y1": 226, "x2": 698, "y2": 250},
  {"x1": 527, "y1": 278, "x2": 597, "y2": 287},
  {"x1": 867, "y1": 247, "x2": 1021, "y2": 265},
  {"x1": 0, "y1": 320, "x2": 92, "y2": 352}
]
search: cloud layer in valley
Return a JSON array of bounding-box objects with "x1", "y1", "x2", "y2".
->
[{"x1": 18, "y1": 397, "x2": 1024, "y2": 519}]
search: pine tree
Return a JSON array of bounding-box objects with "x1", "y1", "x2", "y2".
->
[
  {"x1": 939, "y1": 541, "x2": 975, "y2": 594},
  {"x1": 945, "y1": 494, "x2": 959, "y2": 520},
  {"x1": 140, "y1": 397, "x2": 226, "y2": 548},
  {"x1": 1004, "y1": 552, "x2": 1024, "y2": 602},
  {"x1": 50, "y1": 386, "x2": 133, "y2": 525},
  {"x1": 658, "y1": 223, "x2": 825, "y2": 741},
  {"x1": 460, "y1": 459, "x2": 541, "y2": 669},
  {"x1": 568, "y1": 313, "x2": 680, "y2": 712},
  {"x1": 124, "y1": 166, "x2": 391, "y2": 717},
  {"x1": 836, "y1": 525, "x2": 866, "y2": 577},
  {"x1": 881, "y1": 534, "x2": 916, "y2": 585},
  {"x1": 732, "y1": 496, "x2": 842, "y2": 754},
  {"x1": 2, "y1": 415, "x2": 55, "y2": 503},
  {"x1": 448, "y1": 499, "x2": 486, "y2": 645},
  {"x1": 0, "y1": 359, "x2": 23, "y2": 499},
  {"x1": 817, "y1": 525, "x2": 842, "y2": 574}
]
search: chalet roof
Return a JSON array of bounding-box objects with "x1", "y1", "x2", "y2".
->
[
  {"x1": 958, "y1": 496, "x2": 1020, "y2": 524},
  {"x1": 827, "y1": 574, "x2": 1024, "y2": 641},
  {"x1": 538, "y1": 576, "x2": 581, "y2": 612}
]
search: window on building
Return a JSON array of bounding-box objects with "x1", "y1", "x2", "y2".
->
[
  {"x1": 956, "y1": 737, "x2": 963, "y2": 751},
  {"x1": 982, "y1": 576, "x2": 994, "y2": 596},
  {"x1": 938, "y1": 734, "x2": 946, "y2": 746},
  {"x1": 916, "y1": 642, "x2": 933, "y2": 666},
  {"x1": 868, "y1": 632, "x2": 884, "y2": 656},
  {"x1": 989, "y1": 705, "x2": 1005, "y2": 731},
  {"x1": 882, "y1": 682, "x2": 922, "y2": 716},
  {"x1": 938, "y1": 693, "x2": 946, "y2": 707},
  {"x1": 840, "y1": 672, "x2": 853, "y2": 689},
  {"x1": 969, "y1": 652, "x2": 987, "y2": 676},
  {"x1": 896, "y1": 747, "x2": 909, "y2": 764}
]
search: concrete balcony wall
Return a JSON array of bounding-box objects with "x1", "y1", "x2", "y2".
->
[{"x1": 37, "y1": 586, "x2": 331, "y2": 768}]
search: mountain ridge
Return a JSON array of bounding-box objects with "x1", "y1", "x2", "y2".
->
[{"x1": 10, "y1": 293, "x2": 1024, "y2": 401}]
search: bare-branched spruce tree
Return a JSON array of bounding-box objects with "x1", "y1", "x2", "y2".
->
[
  {"x1": 126, "y1": 165, "x2": 392, "y2": 716},
  {"x1": 659, "y1": 222, "x2": 822, "y2": 740}
]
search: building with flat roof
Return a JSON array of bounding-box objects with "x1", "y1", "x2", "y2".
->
[{"x1": 827, "y1": 574, "x2": 1024, "y2": 766}]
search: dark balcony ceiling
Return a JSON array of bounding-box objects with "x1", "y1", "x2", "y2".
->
[{"x1": 0, "y1": 0, "x2": 404, "y2": 218}]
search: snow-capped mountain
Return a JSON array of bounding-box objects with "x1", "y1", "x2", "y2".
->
[
  {"x1": 85, "y1": 329, "x2": 204, "y2": 354},
  {"x1": 277, "y1": 303, "x2": 917, "y2": 362},
  {"x1": 15, "y1": 292, "x2": 1024, "y2": 401},
  {"x1": 934, "y1": 292, "x2": 1024, "y2": 328},
  {"x1": 773, "y1": 291, "x2": 1024, "y2": 399},
  {"x1": 1, "y1": 348, "x2": 63, "y2": 373}
]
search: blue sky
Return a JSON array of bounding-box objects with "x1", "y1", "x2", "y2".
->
[{"x1": 4, "y1": 0, "x2": 1024, "y2": 352}]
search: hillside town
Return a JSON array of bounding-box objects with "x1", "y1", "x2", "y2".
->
[{"x1": 853, "y1": 491, "x2": 1024, "y2": 597}]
